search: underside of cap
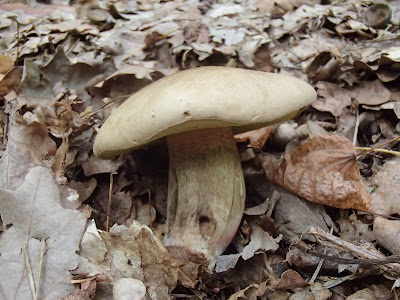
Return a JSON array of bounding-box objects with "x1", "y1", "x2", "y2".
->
[{"x1": 94, "y1": 67, "x2": 317, "y2": 158}]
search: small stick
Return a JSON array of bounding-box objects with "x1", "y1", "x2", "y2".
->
[
  {"x1": 15, "y1": 19, "x2": 20, "y2": 60},
  {"x1": 35, "y1": 238, "x2": 46, "y2": 300},
  {"x1": 356, "y1": 135, "x2": 400, "y2": 158},
  {"x1": 308, "y1": 227, "x2": 400, "y2": 275},
  {"x1": 352, "y1": 107, "x2": 359, "y2": 145},
  {"x1": 23, "y1": 243, "x2": 36, "y2": 300},
  {"x1": 147, "y1": 189, "x2": 152, "y2": 228},
  {"x1": 106, "y1": 173, "x2": 114, "y2": 232},
  {"x1": 81, "y1": 96, "x2": 129, "y2": 120},
  {"x1": 355, "y1": 147, "x2": 400, "y2": 156}
]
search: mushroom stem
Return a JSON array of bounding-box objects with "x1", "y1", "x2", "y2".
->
[{"x1": 164, "y1": 127, "x2": 245, "y2": 268}]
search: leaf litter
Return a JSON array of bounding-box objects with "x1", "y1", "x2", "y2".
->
[{"x1": 0, "y1": 0, "x2": 399, "y2": 298}]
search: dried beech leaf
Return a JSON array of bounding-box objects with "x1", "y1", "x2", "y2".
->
[
  {"x1": 0, "y1": 167, "x2": 87, "y2": 300},
  {"x1": 0, "y1": 112, "x2": 57, "y2": 190},
  {"x1": 227, "y1": 284, "x2": 260, "y2": 300},
  {"x1": 272, "y1": 186, "x2": 335, "y2": 243},
  {"x1": 242, "y1": 223, "x2": 281, "y2": 260},
  {"x1": 77, "y1": 221, "x2": 181, "y2": 299},
  {"x1": 291, "y1": 282, "x2": 332, "y2": 299},
  {"x1": 259, "y1": 135, "x2": 372, "y2": 211},
  {"x1": 370, "y1": 157, "x2": 400, "y2": 216},
  {"x1": 373, "y1": 217, "x2": 400, "y2": 255},
  {"x1": 268, "y1": 269, "x2": 308, "y2": 290},
  {"x1": 215, "y1": 223, "x2": 280, "y2": 273},
  {"x1": 234, "y1": 126, "x2": 273, "y2": 150}
]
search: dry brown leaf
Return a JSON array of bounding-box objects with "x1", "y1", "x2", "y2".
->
[
  {"x1": 259, "y1": 135, "x2": 372, "y2": 211},
  {"x1": 113, "y1": 278, "x2": 146, "y2": 300},
  {"x1": 82, "y1": 154, "x2": 123, "y2": 176},
  {"x1": 241, "y1": 223, "x2": 281, "y2": 260},
  {"x1": 0, "y1": 112, "x2": 57, "y2": 190},
  {"x1": 0, "y1": 166, "x2": 87, "y2": 300},
  {"x1": 215, "y1": 223, "x2": 280, "y2": 273},
  {"x1": 290, "y1": 282, "x2": 332, "y2": 299},
  {"x1": 227, "y1": 284, "x2": 261, "y2": 300},
  {"x1": 272, "y1": 186, "x2": 335, "y2": 243},
  {"x1": 235, "y1": 126, "x2": 273, "y2": 150},
  {"x1": 352, "y1": 80, "x2": 392, "y2": 106},
  {"x1": 77, "y1": 221, "x2": 181, "y2": 299},
  {"x1": 347, "y1": 284, "x2": 394, "y2": 300},
  {"x1": 254, "y1": 0, "x2": 320, "y2": 16},
  {"x1": 0, "y1": 66, "x2": 22, "y2": 98},
  {"x1": 373, "y1": 217, "x2": 400, "y2": 255},
  {"x1": 370, "y1": 157, "x2": 400, "y2": 216},
  {"x1": 268, "y1": 269, "x2": 308, "y2": 290},
  {"x1": 0, "y1": 54, "x2": 14, "y2": 74},
  {"x1": 313, "y1": 82, "x2": 352, "y2": 117}
]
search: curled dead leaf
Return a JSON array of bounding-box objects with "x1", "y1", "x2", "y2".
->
[
  {"x1": 258, "y1": 135, "x2": 372, "y2": 211},
  {"x1": 374, "y1": 217, "x2": 400, "y2": 255},
  {"x1": 268, "y1": 269, "x2": 308, "y2": 290},
  {"x1": 234, "y1": 126, "x2": 273, "y2": 150}
]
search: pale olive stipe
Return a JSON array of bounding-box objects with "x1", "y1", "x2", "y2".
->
[{"x1": 94, "y1": 67, "x2": 317, "y2": 269}]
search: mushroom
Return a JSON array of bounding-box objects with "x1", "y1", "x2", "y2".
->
[{"x1": 93, "y1": 67, "x2": 316, "y2": 269}]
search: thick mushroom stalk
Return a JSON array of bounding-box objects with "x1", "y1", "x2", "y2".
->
[{"x1": 164, "y1": 127, "x2": 245, "y2": 268}]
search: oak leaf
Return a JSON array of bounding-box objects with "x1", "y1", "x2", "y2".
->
[{"x1": 259, "y1": 135, "x2": 372, "y2": 211}]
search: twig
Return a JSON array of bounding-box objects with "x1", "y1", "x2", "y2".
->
[
  {"x1": 300, "y1": 228, "x2": 333, "y2": 300},
  {"x1": 15, "y1": 19, "x2": 20, "y2": 60},
  {"x1": 147, "y1": 189, "x2": 153, "y2": 228},
  {"x1": 106, "y1": 173, "x2": 114, "y2": 232},
  {"x1": 297, "y1": 245, "x2": 400, "y2": 265},
  {"x1": 356, "y1": 136, "x2": 400, "y2": 158},
  {"x1": 81, "y1": 96, "x2": 129, "y2": 120},
  {"x1": 355, "y1": 147, "x2": 400, "y2": 156},
  {"x1": 309, "y1": 227, "x2": 400, "y2": 275},
  {"x1": 71, "y1": 277, "x2": 98, "y2": 284},
  {"x1": 352, "y1": 107, "x2": 359, "y2": 146},
  {"x1": 23, "y1": 244, "x2": 36, "y2": 300},
  {"x1": 35, "y1": 238, "x2": 46, "y2": 300}
]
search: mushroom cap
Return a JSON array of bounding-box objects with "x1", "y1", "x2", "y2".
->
[{"x1": 94, "y1": 67, "x2": 316, "y2": 158}]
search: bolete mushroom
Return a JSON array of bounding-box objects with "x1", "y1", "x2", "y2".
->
[{"x1": 93, "y1": 67, "x2": 316, "y2": 268}]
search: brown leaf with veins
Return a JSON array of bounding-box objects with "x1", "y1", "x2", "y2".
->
[
  {"x1": 370, "y1": 157, "x2": 400, "y2": 216},
  {"x1": 0, "y1": 112, "x2": 57, "y2": 190},
  {"x1": 259, "y1": 135, "x2": 372, "y2": 211},
  {"x1": 374, "y1": 217, "x2": 400, "y2": 256},
  {"x1": 0, "y1": 167, "x2": 87, "y2": 300},
  {"x1": 268, "y1": 269, "x2": 308, "y2": 290},
  {"x1": 234, "y1": 126, "x2": 273, "y2": 150}
]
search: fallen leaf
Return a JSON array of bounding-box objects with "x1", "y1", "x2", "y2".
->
[
  {"x1": 290, "y1": 282, "x2": 331, "y2": 299},
  {"x1": 352, "y1": 79, "x2": 392, "y2": 106},
  {"x1": 0, "y1": 166, "x2": 87, "y2": 300},
  {"x1": 268, "y1": 269, "x2": 308, "y2": 290},
  {"x1": 0, "y1": 112, "x2": 57, "y2": 190},
  {"x1": 234, "y1": 126, "x2": 273, "y2": 150},
  {"x1": 242, "y1": 223, "x2": 281, "y2": 260},
  {"x1": 313, "y1": 82, "x2": 352, "y2": 117},
  {"x1": 370, "y1": 157, "x2": 400, "y2": 216},
  {"x1": 215, "y1": 223, "x2": 281, "y2": 272},
  {"x1": 77, "y1": 221, "x2": 181, "y2": 299},
  {"x1": 82, "y1": 155, "x2": 123, "y2": 176},
  {"x1": 272, "y1": 186, "x2": 335, "y2": 243},
  {"x1": 259, "y1": 135, "x2": 372, "y2": 211},
  {"x1": 113, "y1": 278, "x2": 146, "y2": 300},
  {"x1": 0, "y1": 66, "x2": 23, "y2": 98},
  {"x1": 347, "y1": 284, "x2": 394, "y2": 300},
  {"x1": 228, "y1": 284, "x2": 260, "y2": 300},
  {"x1": 373, "y1": 217, "x2": 400, "y2": 255},
  {"x1": 0, "y1": 54, "x2": 14, "y2": 74}
]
